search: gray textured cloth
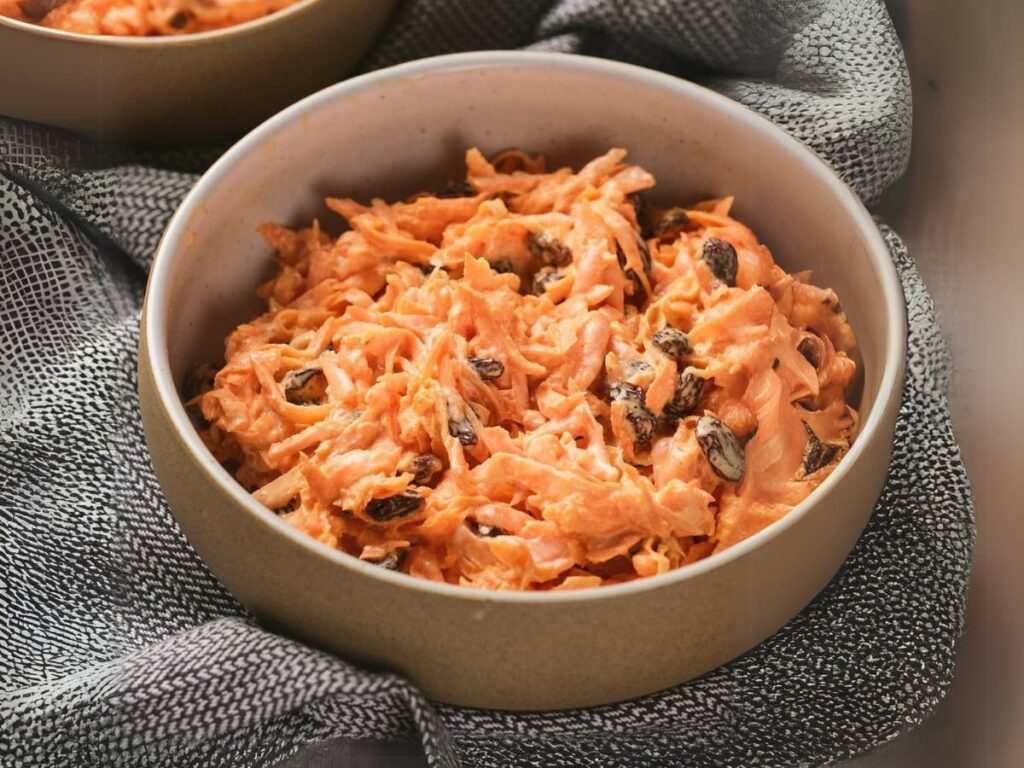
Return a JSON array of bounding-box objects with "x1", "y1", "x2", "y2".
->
[{"x1": 0, "y1": 1, "x2": 973, "y2": 767}]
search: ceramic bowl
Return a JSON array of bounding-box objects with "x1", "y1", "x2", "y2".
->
[
  {"x1": 0, "y1": 0, "x2": 396, "y2": 144},
  {"x1": 139, "y1": 51, "x2": 906, "y2": 710}
]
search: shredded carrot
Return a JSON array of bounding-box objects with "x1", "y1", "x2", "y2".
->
[
  {"x1": 195, "y1": 148, "x2": 858, "y2": 590},
  {"x1": 2, "y1": 0, "x2": 299, "y2": 35}
]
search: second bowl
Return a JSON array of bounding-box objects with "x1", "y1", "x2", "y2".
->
[{"x1": 0, "y1": 0, "x2": 396, "y2": 144}]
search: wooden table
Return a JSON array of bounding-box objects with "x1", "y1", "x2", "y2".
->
[
  {"x1": 279, "y1": 2, "x2": 1022, "y2": 764},
  {"x1": 850, "y1": 0, "x2": 1023, "y2": 765}
]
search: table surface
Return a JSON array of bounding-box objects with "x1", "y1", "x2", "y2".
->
[
  {"x1": 278, "y1": 2, "x2": 1023, "y2": 765},
  {"x1": 849, "y1": 0, "x2": 1023, "y2": 765}
]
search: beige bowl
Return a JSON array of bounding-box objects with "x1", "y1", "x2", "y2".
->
[
  {"x1": 0, "y1": 0, "x2": 395, "y2": 144},
  {"x1": 139, "y1": 51, "x2": 906, "y2": 711}
]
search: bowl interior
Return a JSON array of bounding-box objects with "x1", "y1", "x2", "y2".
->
[{"x1": 152, "y1": 52, "x2": 899, "y2": 586}]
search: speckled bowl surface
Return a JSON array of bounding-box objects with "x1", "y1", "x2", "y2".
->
[
  {"x1": 139, "y1": 51, "x2": 906, "y2": 711},
  {"x1": 0, "y1": 0, "x2": 396, "y2": 144}
]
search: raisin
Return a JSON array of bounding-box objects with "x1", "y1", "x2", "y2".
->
[
  {"x1": 448, "y1": 418, "x2": 477, "y2": 446},
  {"x1": 624, "y1": 269, "x2": 647, "y2": 303},
  {"x1": 701, "y1": 237, "x2": 738, "y2": 287},
  {"x1": 663, "y1": 371, "x2": 704, "y2": 418},
  {"x1": 468, "y1": 357, "x2": 504, "y2": 381},
  {"x1": 695, "y1": 415, "x2": 746, "y2": 482},
  {"x1": 608, "y1": 380, "x2": 658, "y2": 444},
  {"x1": 371, "y1": 551, "x2": 405, "y2": 571},
  {"x1": 17, "y1": 0, "x2": 62, "y2": 19},
  {"x1": 798, "y1": 336, "x2": 823, "y2": 369},
  {"x1": 628, "y1": 193, "x2": 648, "y2": 233},
  {"x1": 274, "y1": 498, "x2": 299, "y2": 515},
  {"x1": 447, "y1": 400, "x2": 477, "y2": 447},
  {"x1": 616, "y1": 245, "x2": 647, "y2": 304},
  {"x1": 652, "y1": 207, "x2": 693, "y2": 242},
  {"x1": 625, "y1": 404, "x2": 658, "y2": 444},
  {"x1": 636, "y1": 235, "x2": 653, "y2": 277},
  {"x1": 820, "y1": 294, "x2": 844, "y2": 315},
  {"x1": 532, "y1": 266, "x2": 562, "y2": 295},
  {"x1": 651, "y1": 328, "x2": 692, "y2": 359},
  {"x1": 623, "y1": 359, "x2": 653, "y2": 375},
  {"x1": 527, "y1": 230, "x2": 572, "y2": 267},
  {"x1": 608, "y1": 380, "x2": 644, "y2": 403},
  {"x1": 622, "y1": 359, "x2": 654, "y2": 388},
  {"x1": 281, "y1": 367, "x2": 327, "y2": 405},
  {"x1": 168, "y1": 10, "x2": 190, "y2": 28},
  {"x1": 434, "y1": 180, "x2": 475, "y2": 198},
  {"x1": 490, "y1": 258, "x2": 516, "y2": 275},
  {"x1": 801, "y1": 422, "x2": 838, "y2": 475},
  {"x1": 400, "y1": 454, "x2": 442, "y2": 486},
  {"x1": 365, "y1": 491, "x2": 424, "y2": 522}
]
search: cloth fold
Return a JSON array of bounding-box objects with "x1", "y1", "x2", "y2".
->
[{"x1": 0, "y1": 1, "x2": 972, "y2": 767}]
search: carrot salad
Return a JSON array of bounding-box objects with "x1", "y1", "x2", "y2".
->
[
  {"x1": 193, "y1": 148, "x2": 858, "y2": 590},
  {"x1": 1, "y1": 0, "x2": 298, "y2": 35}
]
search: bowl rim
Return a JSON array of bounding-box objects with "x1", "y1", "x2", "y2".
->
[
  {"x1": 0, "y1": 0, "x2": 321, "y2": 45},
  {"x1": 144, "y1": 50, "x2": 906, "y2": 605}
]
